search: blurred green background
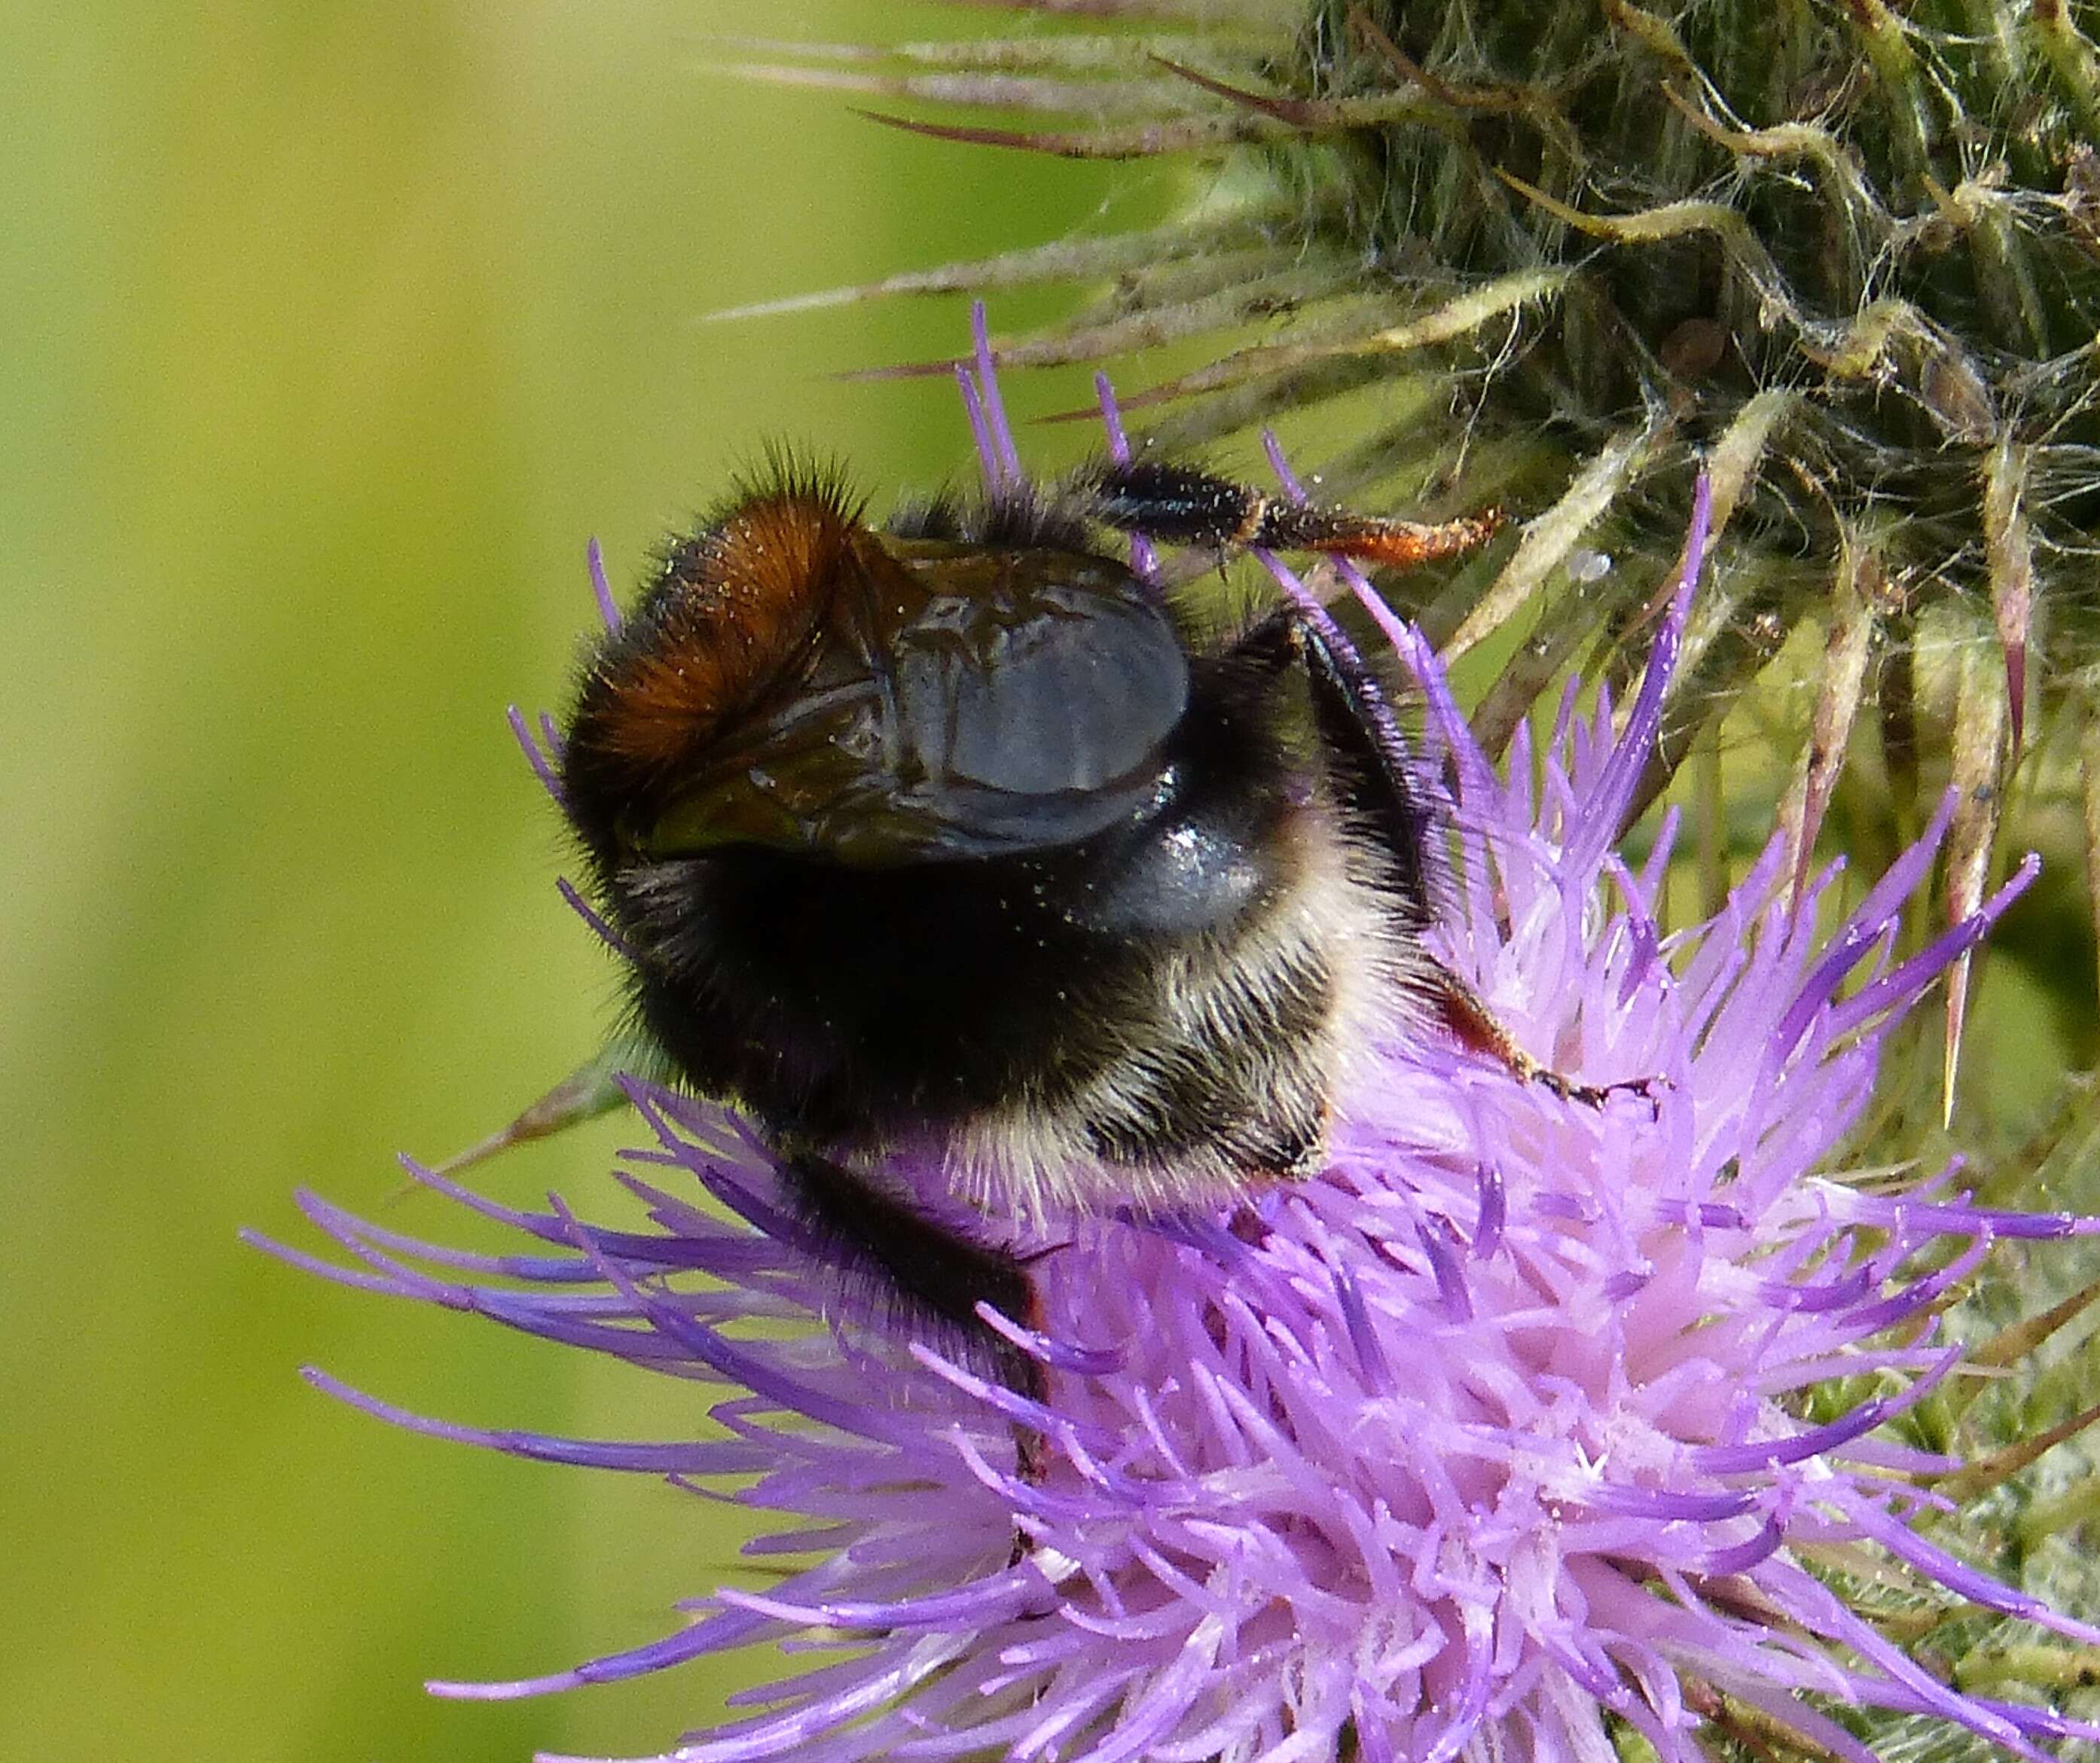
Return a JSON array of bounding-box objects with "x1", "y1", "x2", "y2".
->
[{"x1": 0, "y1": 5, "x2": 1155, "y2": 1758}]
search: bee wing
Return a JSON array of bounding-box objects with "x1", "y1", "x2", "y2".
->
[
  {"x1": 896, "y1": 569, "x2": 1186, "y2": 783},
  {"x1": 643, "y1": 554, "x2": 1189, "y2": 865}
]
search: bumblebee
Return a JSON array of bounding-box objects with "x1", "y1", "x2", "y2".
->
[{"x1": 558, "y1": 456, "x2": 1515, "y2": 1388}]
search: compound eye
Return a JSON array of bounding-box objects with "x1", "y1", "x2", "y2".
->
[{"x1": 894, "y1": 575, "x2": 1188, "y2": 799}]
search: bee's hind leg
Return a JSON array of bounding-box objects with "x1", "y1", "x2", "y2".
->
[
  {"x1": 1079, "y1": 459, "x2": 1502, "y2": 572},
  {"x1": 773, "y1": 1148, "x2": 1048, "y2": 1400},
  {"x1": 771, "y1": 1148, "x2": 1053, "y2": 1561}
]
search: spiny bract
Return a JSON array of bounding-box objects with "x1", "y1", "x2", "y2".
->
[{"x1": 731, "y1": 0, "x2": 2100, "y2": 1084}]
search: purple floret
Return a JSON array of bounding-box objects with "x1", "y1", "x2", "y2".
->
[{"x1": 257, "y1": 307, "x2": 2100, "y2": 1763}]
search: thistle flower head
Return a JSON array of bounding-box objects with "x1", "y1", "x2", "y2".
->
[{"x1": 263, "y1": 327, "x2": 2100, "y2": 1763}]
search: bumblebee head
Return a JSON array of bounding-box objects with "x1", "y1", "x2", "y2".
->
[{"x1": 560, "y1": 474, "x2": 866, "y2": 869}]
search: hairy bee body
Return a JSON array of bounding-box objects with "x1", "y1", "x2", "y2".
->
[
  {"x1": 558, "y1": 460, "x2": 1496, "y2": 1359},
  {"x1": 590, "y1": 627, "x2": 1430, "y2": 1220}
]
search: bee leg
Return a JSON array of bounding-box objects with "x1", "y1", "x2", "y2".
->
[
  {"x1": 1256, "y1": 608, "x2": 1659, "y2": 1110},
  {"x1": 1082, "y1": 459, "x2": 1503, "y2": 571},
  {"x1": 1427, "y1": 965, "x2": 1663, "y2": 1107},
  {"x1": 1229, "y1": 602, "x2": 1432, "y2": 912},
  {"x1": 774, "y1": 1148, "x2": 1046, "y2": 1397},
  {"x1": 773, "y1": 1148, "x2": 1052, "y2": 1558}
]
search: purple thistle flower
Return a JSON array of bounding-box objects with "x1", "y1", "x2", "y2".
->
[{"x1": 261, "y1": 313, "x2": 2100, "y2": 1763}]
